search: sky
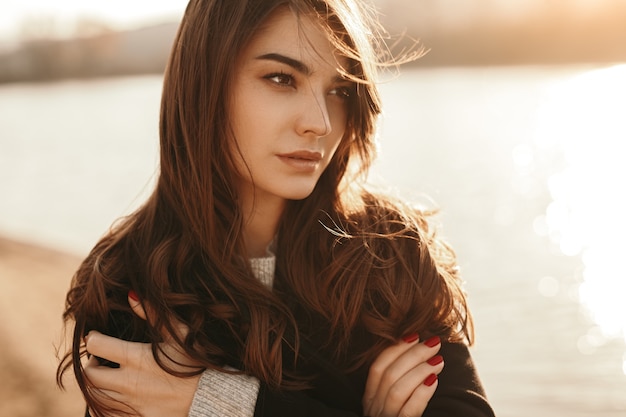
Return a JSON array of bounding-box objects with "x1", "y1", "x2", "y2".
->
[
  {"x1": 0, "y1": 0, "x2": 187, "y2": 41},
  {"x1": 0, "y1": 0, "x2": 620, "y2": 43}
]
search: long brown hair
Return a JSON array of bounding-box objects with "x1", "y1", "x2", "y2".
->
[{"x1": 57, "y1": 0, "x2": 472, "y2": 414}]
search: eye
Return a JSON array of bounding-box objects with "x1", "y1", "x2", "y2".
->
[
  {"x1": 264, "y1": 72, "x2": 295, "y2": 87},
  {"x1": 330, "y1": 84, "x2": 354, "y2": 100}
]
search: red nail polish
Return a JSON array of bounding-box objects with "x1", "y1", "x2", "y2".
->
[
  {"x1": 427, "y1": 355, "x2": 443, "y2": 366},
  {"x1": 128, "y1": 290, "x2": 140, "y2": 302},
  {"x1": 402, "y1": 333, "x2": 419, "y2": 343},
  {"x1": 424, "y1": 336, "x2": 440, "y2": 347},
  {"x1": 424, "y1": 373, "x2": 438, "y2": 387}
]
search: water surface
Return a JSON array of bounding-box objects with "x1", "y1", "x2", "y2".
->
[{"x1": 1, "y1": 66, "x2": 625, "y2": 416}]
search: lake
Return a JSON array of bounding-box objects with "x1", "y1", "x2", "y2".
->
[{"x1": 1, "y1": 65, "x2": 625, "y2": 416}]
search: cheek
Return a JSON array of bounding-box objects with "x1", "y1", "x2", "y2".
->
[
  {"x1": 229, "y1": 78, "x2": 269, "y2": 135},
  {"x1": 229, "y1": 100, "x2": 263, "y2": 157},
  {"x1": 324, "y1": 131, "x2": 348, "y2": 172},
  {"x1": 329, "y1": 99, "x2": 351, "y2": 144},
  {"x1": 227, "y1": 119, "x2": 255, "y2": 177},
  {"x1": 330, "y1": 107, "x2": 349, "y2": 146}
]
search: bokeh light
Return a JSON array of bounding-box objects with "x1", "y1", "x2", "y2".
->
[{"x1": 535, "y1": 65, "x2": 626, "y2": 362}]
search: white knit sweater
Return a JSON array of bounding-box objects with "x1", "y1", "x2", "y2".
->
[{"x1": 187, "y1": 255, "x2": 275, "y2": 417}]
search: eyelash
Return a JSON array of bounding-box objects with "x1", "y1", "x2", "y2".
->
[
  {"x1": 263, "y1": 71, "x2": 353, "y2": 100},
  {"x1": 330, "y1": 85, "x2": 353, "y2": 100},
  {"x1": 264, "y1": 71, "x2": 295, "y2": 87}
]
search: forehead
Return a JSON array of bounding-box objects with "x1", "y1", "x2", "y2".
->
[{"x1": 240, "y1": 7, "x2": 347, "y2": 71}]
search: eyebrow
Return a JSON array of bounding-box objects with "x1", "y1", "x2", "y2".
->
[
  {"x1": 255, "y1": 53, "x2": 311, "y2": 75},
  {"x1": 255, "y1": 53, "x2": 352, "y2": 84}
]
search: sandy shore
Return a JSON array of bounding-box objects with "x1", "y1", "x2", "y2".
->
[{"x1": 0, "y1": 237, "x2": 84, "y2": 416}]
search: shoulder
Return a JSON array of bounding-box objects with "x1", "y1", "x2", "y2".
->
[
  {"x1": 318, "y1": 190, "x2": 439, "y2": 275},
  {"x1": 329, "y1": 188, "x2": 460, "y2": 288},
  {"x1": 340, "y1": 189, "x2": 435, "y2": 239}
]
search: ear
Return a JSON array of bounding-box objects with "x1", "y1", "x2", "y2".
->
[{"x1": 128, "y1": 290, "x2": 148, "y2": 321}]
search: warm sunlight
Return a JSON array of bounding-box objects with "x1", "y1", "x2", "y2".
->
[
  {"x1": 5, "y1": 0, "x2": 185, "y2": 22},
  {"x1": 534, "y1": 65, "x2": 626, "y2": 372},
  {"x1": 0, "y1": 0, "x2": 185, "y2": 40}
]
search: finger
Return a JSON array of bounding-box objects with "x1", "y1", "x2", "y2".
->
[
  {"x1": 84, "y1": 359, "x2": 124, "y2": 394},
  {"x1": 370, "y1": 334, "x2": 420, "y2": 375},
  {"x1": 86, "y1": 354, "x2": 100, "y2": 367},
  {"x1": 373, "y1": 361, "x2": 443, "y2": 417},
  {"x1": 128, "y1": 291, "x2": 148, "y2": 321},
  {"x1": 364, "y1": 335, "x2": 420, "y2": 407},
  {"x1": 365, "y1": 337, "x2": 442, "y2": 416},
  {"x1": 398, "y1": 374, "x2": 439, "y2": 417},
  {"x1": 370, "y1": 337, "x2": 440, "y2": 403},
  {"x1": 383, "y1": 337, "x2": 442, "y2": 385},
  {"x1": 85, "y1": 331, "x2": 146, "y2": 366}
]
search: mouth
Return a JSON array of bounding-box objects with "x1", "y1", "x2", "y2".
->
[
  {"x1": 276, "y1": 150, "x2": 323, "y2": 171},
  {"x1": 277, "y1": 150, "x2": 323, "y2": 162}
]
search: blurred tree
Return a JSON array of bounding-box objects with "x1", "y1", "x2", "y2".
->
[
  {"x1": 18, "y1": 15, "x2": 58, "y2": 42},
  {"x1": 73, "y1": 17, "x2": 112, "y2": 39}
]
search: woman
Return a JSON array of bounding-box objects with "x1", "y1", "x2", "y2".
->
[{"x1": 57, "y1": 0, "x2": 494, "y2": 416}]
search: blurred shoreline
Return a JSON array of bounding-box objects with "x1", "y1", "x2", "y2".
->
[
  {"x1": 0, "y1": 236, "x2": 84, "y2": 416},
  {"x1": 2, "y1": 63, "x2": 626, "y2": 416},
  {"x1": 2, "y1": 3, "x2": 626, "y2": 84}
]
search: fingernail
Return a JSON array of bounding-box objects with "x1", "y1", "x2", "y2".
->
[
  {"x1": 427, "y1": 355, "x2": 443, "y2": 366},
  {"x1": 424, "y1": 373, "x2": 438, "y2": 387},
  {"x1": 402, "y1": 333, "x2": 419, "y2": 343},
  {"x1": 424, "y1": 336, "x2": 441, "y2": 347},
  {"x1": 128, "y1": 290, "x2": 140, "y2": 302}
]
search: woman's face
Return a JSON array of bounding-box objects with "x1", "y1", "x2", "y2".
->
[{"x1": 228, "y1": 7, "x2": 353, "y2": 208}]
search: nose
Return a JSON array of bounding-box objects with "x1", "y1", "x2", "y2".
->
[{"x1": 296, "y1": 86, "x2": 332, "y2": 138}]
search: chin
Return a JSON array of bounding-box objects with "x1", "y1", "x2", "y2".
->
[
  {"x1": 286, "y1": 192, "x2": 315, "y2": 201},
  {"x1": 271, "y1": 177, "x2": 323, "y2": 201},
  {"x1": 282, "y1": 186, "x2": 317, "y2": 201}
]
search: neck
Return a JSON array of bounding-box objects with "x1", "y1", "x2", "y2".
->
[{"x1": 241, "y1": 193, "x2": 285, "y2": 258}]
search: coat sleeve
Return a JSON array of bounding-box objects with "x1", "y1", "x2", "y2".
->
[
  {"x1": 184, "y1": 369, "x2": 362, "y2": 417},
  {"x1": 423, "y1": 342, "x2": 496, "y2": 417},
  {"x1": 254, "y1": 385, "x2": 362, "y2": 417},
  {"x1": 189, "y1": 342, "x2": 495, "y2": 417},
  {"x1": 254, "y1": 342, "x2": 495, "y2": 417}
]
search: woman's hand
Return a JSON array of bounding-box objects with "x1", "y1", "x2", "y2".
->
[
  {"x1": 362, "y1": 334, "x2": 444, "y2": 417},
  {"x1": 83, "y1": 293, "x2": 201, "y2": 417}
]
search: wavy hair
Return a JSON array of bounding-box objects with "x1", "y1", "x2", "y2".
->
[{"x1": 57, "y1": 0, "x2": 471, "y2": 415}]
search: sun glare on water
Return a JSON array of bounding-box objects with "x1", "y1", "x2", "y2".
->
[{"x1": 534, "y1": 64, "x2": 626, "y2": 373}]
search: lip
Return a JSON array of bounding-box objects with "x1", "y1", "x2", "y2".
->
[
  {"x1": 276, "y1": 150, "x2": 323, "y2": 172},
  {"x1": 277, "y1": 150, "x2": 323, "y2": 161}
]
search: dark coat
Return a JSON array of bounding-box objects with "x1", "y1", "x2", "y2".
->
[{"x1": 255, "y1": 340, "x2": 495, "y2": 417}]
